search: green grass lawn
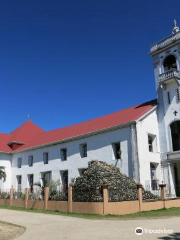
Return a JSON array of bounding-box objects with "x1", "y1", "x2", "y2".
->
[{"x1": 0, "y1": 205, "x2": 180, "y2": 219}]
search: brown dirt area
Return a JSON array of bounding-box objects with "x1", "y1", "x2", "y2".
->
[{"x1": 0, "y1": 221, "x2": 25, "y2": 240}]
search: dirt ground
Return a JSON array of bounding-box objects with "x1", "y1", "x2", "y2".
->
[{"x1": 0, "y1": 221, "x2": 25, "y2": 240}]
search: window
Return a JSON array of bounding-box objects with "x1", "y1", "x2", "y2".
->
[
  {"x1": 80, "y1": 143, "x2": 87, "y2": 158},
  {"x1": 148, "y1": 134, "x2": 156, "y2": 152},
  {"x1": 61, "y1": 148, "x2": 67, "y2": 161},
  {"x1": 167, "y1": 91, "x2": 171, "y2": 104},
  {"x1": 112, "y1": 142, "x2": 121, "y2": 160},
  {"x1": 17, "y1": 158, "x2": 22, "y2": 168},
  {"x1": 28, "y1": 174, "x2": 34, "y2": 193},
  {"x1": 176, "y1": 88, "x2": 180, "y2": 102},
  {"x1": 28, "y1": 155, "x2": 33, "y2": 167},
  {"x1": 17, "y1": 175, "x2": 22, "y2": 192},
  {"x1": 42, "y1": 171, "x2": 51, "y2": 183},
  {"x1": 60, "y1": 170, "x2": 68, "y2": 193},
  {"x1": 43, "y1": 152, "x2": 48, "y2": 164},
  {"x1": 78, "y1": 168, "x2": 86, "y2": 176},
  {"x1": 148, "y1": 135, "x2": 153, "y2": 152},
  {"x1": 150, "y1": 163, "x2": 158, "y2": 191},
  {"x1": 163, "y1": 55, "x2": 177, "y2": 72}
]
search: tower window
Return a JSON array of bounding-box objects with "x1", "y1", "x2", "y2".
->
[
  {"x1": 167, "y1": 91, "x2": 171, "y2": 104},
  {"x1": 163, "y1": 55, "x2": 177, "y2": 72},
  {"x1": 176, "y1": 89, "x2": 180, "y2": 102}
]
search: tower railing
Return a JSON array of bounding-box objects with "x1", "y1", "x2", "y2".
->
[{"x1": 159, "y1": 69, "x2": 180, "y2": 82}]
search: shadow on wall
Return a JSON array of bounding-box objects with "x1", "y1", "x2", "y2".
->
[{"x1": 158, "y1": 232, "x2": 180, "y2": 239}]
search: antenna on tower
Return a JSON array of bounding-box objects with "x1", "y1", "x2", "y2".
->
[{"x1": 172, "y1": 19, "x2": 179, "y2": 34}]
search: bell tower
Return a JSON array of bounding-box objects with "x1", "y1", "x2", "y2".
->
[
  {"x1": 150, "y1": 21, "x2": 180, "y2": 197},
  {"x1": 150, "y1": 20, "x2": 180, "y2": 153}
]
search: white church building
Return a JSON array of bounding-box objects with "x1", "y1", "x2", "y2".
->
[{"x1": 1, "y1": 23, "x2": 180, "y2": 198}]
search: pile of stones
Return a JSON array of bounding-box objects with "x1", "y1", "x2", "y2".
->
[{"x1": 73, "y1": 160, "x2": 159, "y2": 202}]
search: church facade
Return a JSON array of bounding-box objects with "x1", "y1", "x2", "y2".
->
[{"x1": 0, "y1": 23, "x2": 180, "y2": 198}]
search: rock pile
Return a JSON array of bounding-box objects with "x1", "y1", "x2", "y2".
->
[{"x1": 73, "y1": 160, "x2": 158, "y2": 202}]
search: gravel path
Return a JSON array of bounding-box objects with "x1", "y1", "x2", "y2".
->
[{"x1": 0, "y1": 209, "x2": 179, "y2": 239}]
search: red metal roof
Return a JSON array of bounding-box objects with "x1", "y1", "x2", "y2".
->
[{"x1": 0, "y1": 100, "x2": 157, "y2": 152}]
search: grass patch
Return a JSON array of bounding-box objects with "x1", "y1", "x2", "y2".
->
[{"x1": 0, "y1": 205, "x2": 180, "y2": 220}]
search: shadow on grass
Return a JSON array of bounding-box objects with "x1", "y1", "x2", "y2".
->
[{"x1": 158, "y1": 232, "x2": 180, "y2": 239}]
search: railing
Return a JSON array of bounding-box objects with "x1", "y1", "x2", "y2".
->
[
  {"x1": 159, "y1": 69, "x2": 180, "y2": 82},
  {"x1": 150, "y1": 31, "x2": 180, "y2": 53}
]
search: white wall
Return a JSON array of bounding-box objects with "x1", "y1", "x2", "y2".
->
[
  {"x1": 11, "y1": 127, "x2": 132, "y2": 190},
  {"x1": 136, "y1": 109, "x2": 161, "y2": 189}
]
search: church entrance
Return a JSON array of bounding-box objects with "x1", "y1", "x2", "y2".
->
[
  {"x1": 170, "y1": 121, "x2": 180, "y2": 151},
  {"x1": 174, "y1": 163, "x2": 180, "y2": 197}
]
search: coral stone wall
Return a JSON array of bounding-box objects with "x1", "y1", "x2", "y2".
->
[{"x1": 73, "y1": 160, "x2": 158, "y2": 202}]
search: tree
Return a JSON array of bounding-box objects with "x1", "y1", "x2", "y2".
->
[
  {"x1": 34, "y1": 176, "x2": 60, "y2": 200},
  {"x1": 0, "y1": 166, "x2": 6, "y2": 182}
]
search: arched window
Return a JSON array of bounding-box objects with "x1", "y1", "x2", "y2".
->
[
  {"x1": 163, "y1": 55, "x2": 177, "y2": 72},
  {"x1": 170, "y1": 121, "x2": 180, "y2": 151}
]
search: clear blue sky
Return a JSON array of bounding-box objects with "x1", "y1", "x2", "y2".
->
[{"x1": 0, "y1": 0, "x2": 179, "y2": 133}]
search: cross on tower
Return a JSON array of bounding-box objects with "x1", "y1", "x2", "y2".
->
[{"x1": 173, "y1": 110, "x2": 178, "y2": 116}]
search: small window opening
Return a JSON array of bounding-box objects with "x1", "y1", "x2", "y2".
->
[
  {"x1": 61, "y1": 148, "x2": 67, "y2": 161},
  {"x1": 148, "y1": 134, "x2": 156, "y2": 152},
  {"x1": 112, "y1": 142, "x2": 121, "y2": 160},
  {"x1": 176, "y1": 89, "x2": 180, "y2": 102},
  {"x1": 80, "y1": 143, "x2": 87, "y2": 158},
  {"x1": 167, "y1": 91, "x2": 171, "y2": 104}
]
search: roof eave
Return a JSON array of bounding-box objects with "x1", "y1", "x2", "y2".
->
[{"x1": 12, "y1": 121, "x2": 136, "y2": 154}]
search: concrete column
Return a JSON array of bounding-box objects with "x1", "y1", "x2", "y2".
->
[
  {"x1": 137, "y1": 184, "x2": 142, "y2": 212},
  {"x1": 159, "y1": 184, "x2": 166, "y2": 199},
  {"x1": 44, "y1": 187, "x2": 49, "y2": 210},
  {"x1": 102, "y1": 185, "x2": 108, "y2": 215},
  {"x1": 9, "y1": 187, "x2": 14, "y2": 207},
  {"x1": 25, "y1": 188, "x2": 29, "y2": 209},
  {"x1": 68, "y1": 185, "x2": 72, "y2": 213}
]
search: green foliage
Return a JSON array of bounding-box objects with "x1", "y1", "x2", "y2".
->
[
  {"x1": 13, "y1": 192, "x2": 25, "y2": 200},
  {"x1": 34, "y1": 177, "x2": 61, "y2": 200},
  {"x1": 0, "y1": 192, "x2": 9, "y2": 199}
]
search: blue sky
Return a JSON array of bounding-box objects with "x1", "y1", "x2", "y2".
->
[{"x1": 0, "y1": 0, "x2": 179, "y2": 132}]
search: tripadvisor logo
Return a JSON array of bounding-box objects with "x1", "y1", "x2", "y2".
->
[{"x1": 135, "y1": 227, "x2": 143, "y2": 235}]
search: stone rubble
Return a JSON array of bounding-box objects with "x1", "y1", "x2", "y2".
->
[{"x1": 73, "y1": 160, "x2": 159, "y2": 202}]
